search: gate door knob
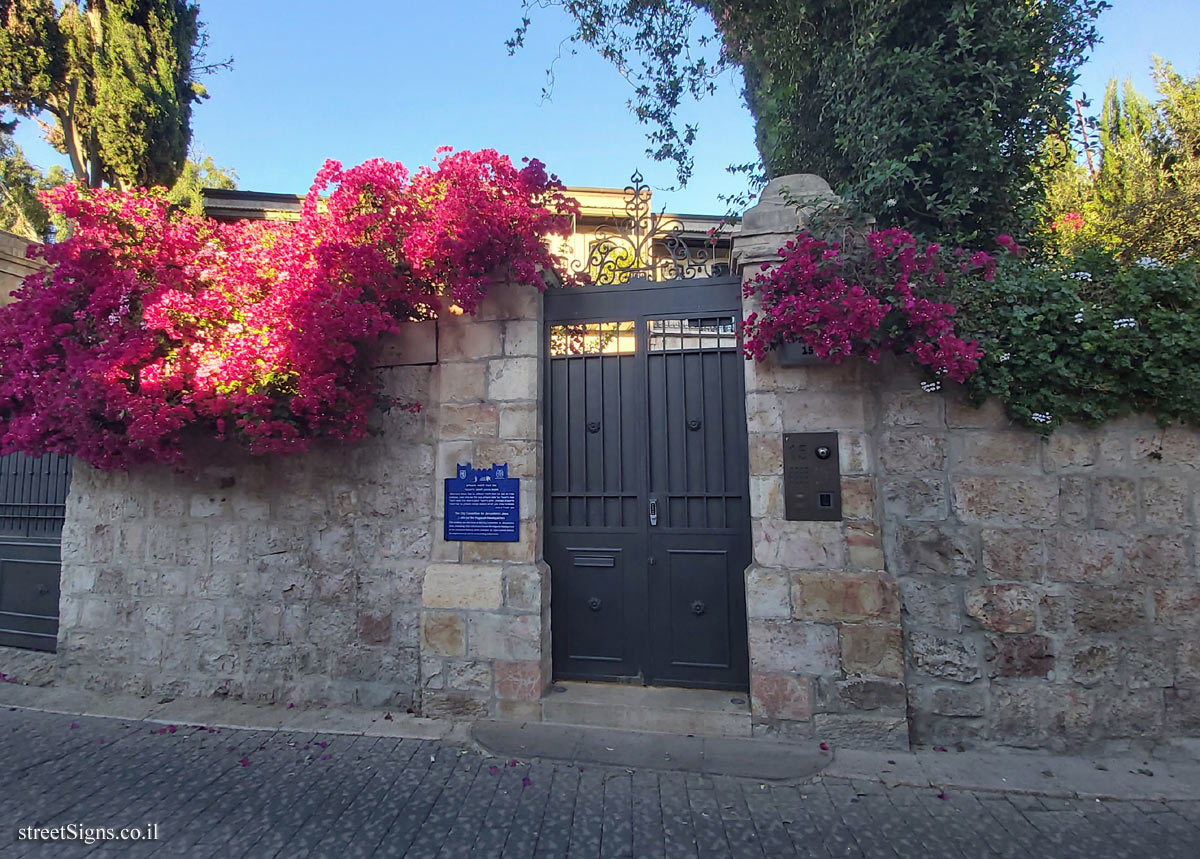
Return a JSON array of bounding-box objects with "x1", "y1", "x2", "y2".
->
[
  {"x1": 587, "y1": 597, "x2": 602, "y2": 612},
  {"x1": 691, "y1": 600, "x2": 706, "y2": 616}
]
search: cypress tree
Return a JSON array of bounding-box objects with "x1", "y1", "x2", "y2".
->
[{"x1": 0, "y1": 0, "x2": 206, "y2": 189}]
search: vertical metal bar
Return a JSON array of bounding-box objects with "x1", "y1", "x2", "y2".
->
[
  {"x1": 23, "y1": 453, "x2": 33, "y2": 538},
  {"x1": 661, "y1": 330, "x2": 670, "y2": 527},
  {"x1": 599, "y1": 348, "x2": 607, "y2": 528},
  {"x1": 716, "y1": 346, "x2": 728, "y2": 529},
  {"x1": 680, "y1": 329, "x2": 689, "y2": 528},
  {"x1": 617, "y1": 352, "x2": 624, "y2": 525},
  {"x1": 582, "y1": 351, "x2": 590, "y2": 523},
  {"x1": 699, "y1": 348, "x2": 710, "y2": 529},
  {"x1": 563, "y1": 349, "x2": 571, "y2": 523}
]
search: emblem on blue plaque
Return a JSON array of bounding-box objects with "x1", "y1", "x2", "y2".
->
[{"x1": 444, "y1": 462, "x2": 520, "y2": 542}]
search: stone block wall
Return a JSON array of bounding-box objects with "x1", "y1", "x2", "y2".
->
[
  {"x1": 59, "y1": 363, "x2": 434, "y2": 707},
  {"x1": 57, "y1": 280, "x2": 551, "y2": 717},
  {"x1": 876, "y1": 362, "x2": 1200, "y2": 751}
]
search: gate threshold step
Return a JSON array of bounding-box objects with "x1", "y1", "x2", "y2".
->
[
  {"x1": 540, "y1": 681, "x2": 752, "y2": 738},
  {"x1": 472, "y1": 720, "x2": 826, "y2": 781}
]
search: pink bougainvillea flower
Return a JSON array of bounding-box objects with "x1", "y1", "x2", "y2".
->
[
  {"x1": 322, "y1": 754, "x2": 332, "y2": 761},
  {"x1": 489, "y1": 765, "x2": 500, "y2": 776},
  {"x1": 239, "y1": 758, "x2": 251, "y2": 767},
  {"x1": 70, "y1": 722, "x2": 79, "y2": 729},
  {"x1": 522, "y1": 776, "x2": 532, "y2": 787},
  {"x1": 168, "y1": 725, "x2": 177, "y2": 734},
  {"x1": 0, "y1": 151, "x2": 580, "y2": 470},
  {"x1": 819, "y1": 742, "x2": 829, "y2": 751},
  {"x1": 742, "y1": 229, "x2": 981, "y2": 384},
  {"x1": 384, "y1": 712, "x2": 393, "y2": 721}
]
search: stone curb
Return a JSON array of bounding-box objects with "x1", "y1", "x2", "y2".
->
[
  {"x1": 0, "y1": 682, "x2": 465, "y2": 743},
  {"x1": 823, "y1": 748, "x2": 1200, "y2": 802}
]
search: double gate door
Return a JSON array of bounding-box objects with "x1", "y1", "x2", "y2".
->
[{"x1": 545, "y1": 276, "x2": 750, "y2": 690}]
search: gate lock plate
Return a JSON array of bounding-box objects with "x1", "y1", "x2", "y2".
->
[{"x1": 783, "y1": 432, "x2": 842, "y2": 521}]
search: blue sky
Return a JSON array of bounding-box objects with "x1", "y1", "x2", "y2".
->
[{"x1": 11, "y1": 0, "x2": 1200, "y2": 214}]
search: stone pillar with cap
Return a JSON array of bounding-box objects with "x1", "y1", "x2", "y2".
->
[{"x1": 733, "y1": 176, "x2": 910, "y2": 750}]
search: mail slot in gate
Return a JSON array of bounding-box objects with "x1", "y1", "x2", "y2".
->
[{"x1": 783, "y1": 432, "x2": 842, "y2": 521}]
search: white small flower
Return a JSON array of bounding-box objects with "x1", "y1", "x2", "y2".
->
[
  {"x1": 1136, "y1": 257, "x2": 1167, "y2": 270},
  {"x1": 1113, "y1": 317, "x2": 1137, "y2": 330},
  {"x1": 1069, "y1": 271, "x2": 1092, "y2": 281},
  {"x1": 920, "y1": 380, "x2": 942, "y2": 393},
  {"x1": 884, "y1": 198, "x2": 898, "y2": 208},
  {"x1": 999, "y1": 352, "x2": 1011, "y2": 362},
  {"x1": 1031, "y1": 412, "x2": 1052, "y2": 424},
  {"x1": 1074, "y1": 312, "x2": 1084, "y2": 323}
]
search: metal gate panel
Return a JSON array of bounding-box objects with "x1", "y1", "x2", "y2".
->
[
  {"x1": 545, "y1": 277, "x2": 750, "y2": 690},
  {"x1": 0, "y1": 452, "x2": 70, "y2": 652},
  {"x1": 547, "y1": 326, "x2": 647, "y2": 680},
  {"x1": 644, "y1": 317, "x2": 749, "y2": 688}
]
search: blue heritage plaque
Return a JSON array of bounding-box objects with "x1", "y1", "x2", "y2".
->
[{"x1": 444, "y1": 463, "x2": 520, "y2": 542}]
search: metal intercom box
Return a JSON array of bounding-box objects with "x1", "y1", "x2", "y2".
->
[{"x1": 783, "y1": 432, "x2": 842, "y2": 521}]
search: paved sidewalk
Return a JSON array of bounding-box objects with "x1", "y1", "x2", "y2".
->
[
  {"x1": 2, "y1": 707, "x2": 1200, "y2": 858},
  {"x1": 4, "y1": 679, "x2": 1200, "y2": 802}
]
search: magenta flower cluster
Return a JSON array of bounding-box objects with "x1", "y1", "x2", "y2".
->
[
  {"x1": 742, "y1": 228, "x2": 985, "y2": 382},
  {"x1": 0, "y1": 149, "x2": 578, "y2": 470}
]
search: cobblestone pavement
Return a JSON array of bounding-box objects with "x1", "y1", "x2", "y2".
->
[{"x1": 2, "y1": 709, "x2": 1199, "y2": 858}]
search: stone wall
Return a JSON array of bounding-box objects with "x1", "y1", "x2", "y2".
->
[
  {"x1": 877, "y1": 365, "x2": 1200, "y2": 751},
  {"x1": 737, "y1": 177, "x2": 909, "y2": 750},
  {"x1": 59, "y1": 364, "x2": 434, "y2": 707},
  {"x1": 1, "y1": 229, "x2": 42, "y2": 306},
  {"x1": 57, "y1": 280, "x2": 551, "y2": 716},
  {"x1": 736, "y1": 174, "x2": 1199, "y2": 753}
]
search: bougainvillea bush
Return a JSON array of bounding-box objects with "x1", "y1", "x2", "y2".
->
[
  {"x1": 0, "y1": 149, "x2": 578, "y2": 470},
  {"x1": 741, "y1": 227, "x2": 985, "y2": 383}
]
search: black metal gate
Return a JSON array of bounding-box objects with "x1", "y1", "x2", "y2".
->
[
  {"x1": 0, "y1": 452, "x2": 71, "y2": 652},
  {"x1": 545, "y1": 276, "x2": 751, "y2": 690}
]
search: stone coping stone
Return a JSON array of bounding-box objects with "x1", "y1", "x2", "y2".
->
[{"x1": 471, "y1": 720, "x2": 829, "y2": 782}]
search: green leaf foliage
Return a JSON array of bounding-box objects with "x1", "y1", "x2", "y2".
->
[
  {"x1": 166, "y1": 152, "x2": 235, "y2": 213},
  {"x1": 1040, "y1": 61, "x2": 1200, "y2": 263},
  {"x1": 0, "y1": 1, "x2": 208, "y2": 189},
  {"x1": 0, "y1": 131, "x2": 49, "y2": 239},
  {"x1": 514, "y1": 1, "x2": 1107, "y2": 242},
  {"x1": 949, "y1": 250, "x2": 1200, "y2": 432}
]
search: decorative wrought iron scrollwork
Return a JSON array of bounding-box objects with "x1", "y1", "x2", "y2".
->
[{"x1": 570, "y1": 170, "x2": 730, "y2": 285}]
